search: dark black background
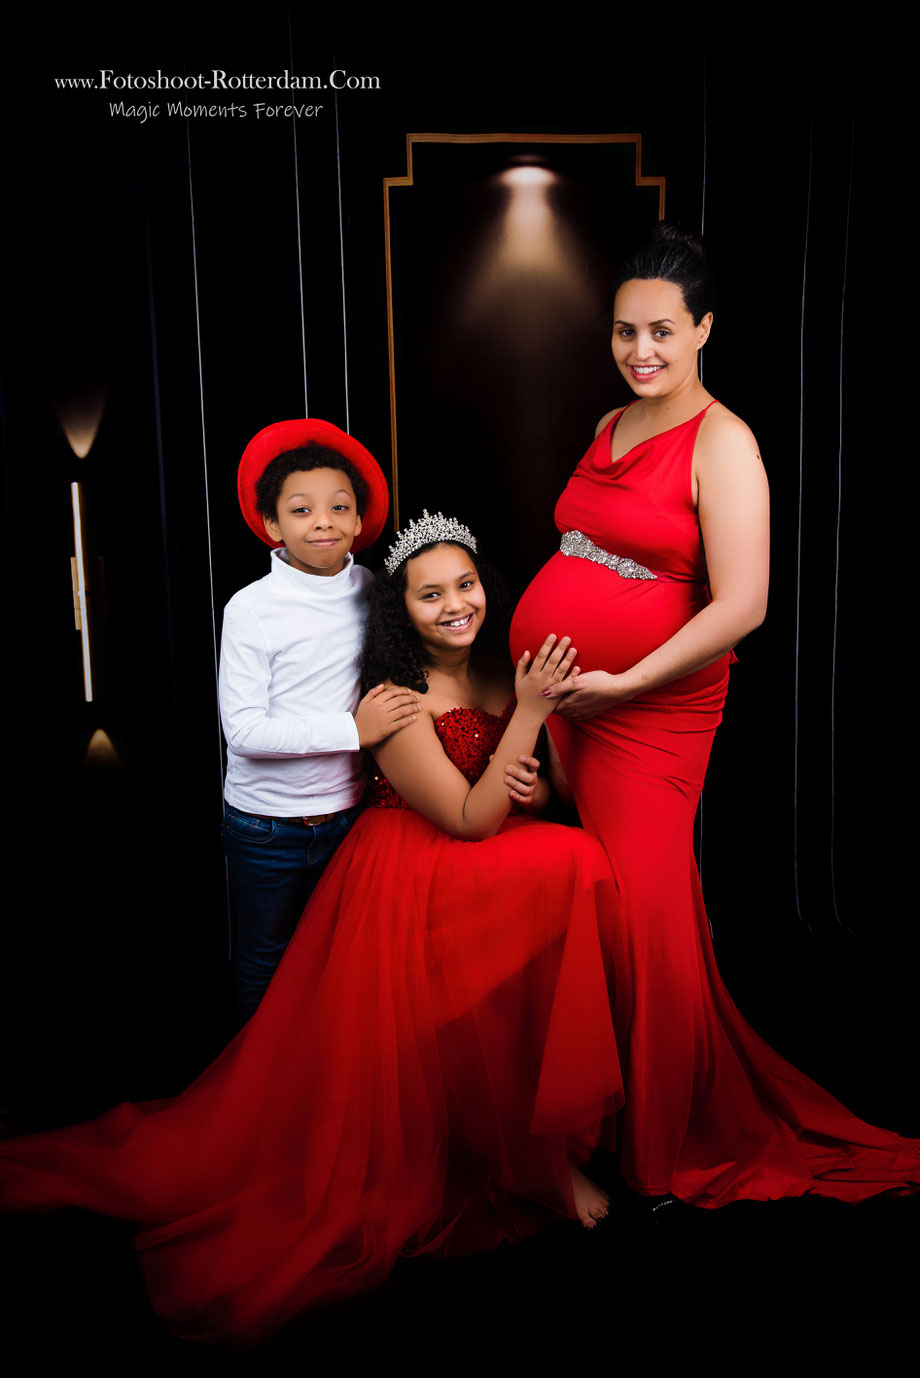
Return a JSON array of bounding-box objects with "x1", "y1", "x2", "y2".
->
[{"x1": 1, "y1": 17, "x2": 912, "y2": 1360}]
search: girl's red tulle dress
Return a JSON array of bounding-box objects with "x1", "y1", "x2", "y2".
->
[
  {"x1": 510, "y1": 402, "x2": 920, "y2": 1206},
  {"x1": 0, "y1": 707, "x2": 622, "y2": 1342}
]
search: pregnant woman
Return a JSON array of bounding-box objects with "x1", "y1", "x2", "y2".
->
[{"x1": 511, "y1": 223, "x2": 920, "y2": 1206}]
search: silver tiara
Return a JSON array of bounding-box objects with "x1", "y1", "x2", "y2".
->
[{"x1": 384, "y1": 510, "x2": 477, "y2": 576}]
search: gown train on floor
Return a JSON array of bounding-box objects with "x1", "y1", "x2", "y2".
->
[{"x1": 1, "y1": 706, "x2": 622, "y2": 1341}]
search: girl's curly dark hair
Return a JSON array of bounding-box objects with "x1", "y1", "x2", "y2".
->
[{"x1": 360, "y1": 540, "x2": 512, "y2": 694}]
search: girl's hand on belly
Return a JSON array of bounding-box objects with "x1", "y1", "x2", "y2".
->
[
  {"x1": 545, "y1": 669, "x2": 636, "y2": 719},
  {"x1": 514, "y1": 634, "x2": 579, "y2": 723}
]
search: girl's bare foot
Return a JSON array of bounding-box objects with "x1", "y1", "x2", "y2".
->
[{"x1": 570, "y1": 1166, "x2": 609, "y2": 1229}]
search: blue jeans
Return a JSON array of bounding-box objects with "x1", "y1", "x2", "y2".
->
[{"x1": 222, "y1": 802, "x2": 362, "y2": 1025}]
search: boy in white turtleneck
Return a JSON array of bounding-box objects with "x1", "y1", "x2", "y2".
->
[{"x1": 220, "y1": 420, "x2": 417, "y2": 1024}]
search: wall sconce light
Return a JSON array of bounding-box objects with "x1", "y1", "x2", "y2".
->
[
  {"x1": 55, "y1": 385, "x2": 108, "y2": 700},
  {"x1": 55, "y1": 384, "x2": 108, "y2": 705},
  {"x1": 70, "y1": 480, "x2": 94, "y2": 701}
]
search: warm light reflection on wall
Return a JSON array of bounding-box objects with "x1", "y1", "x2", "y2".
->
[
  {"x1": 85, "y1": 728, "x2": 120, "y2": 767},
  {"x1": 55, "y1": 383, "x2": 109, "y2": 459},
  {"x1": 499, "y1": 165, "x2": 555, "y2": 251},
  {"x1": 456, "y1": 165, "x2": 596, "y2": 334}
]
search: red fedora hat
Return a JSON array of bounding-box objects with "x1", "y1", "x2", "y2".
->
[{"x1": 237, "y1": 419, "x2": 389, "y2": 552}]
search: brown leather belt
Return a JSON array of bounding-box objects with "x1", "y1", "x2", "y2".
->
[{"x1": 249, "y1": 810, "x2": 342, "y2": 827}]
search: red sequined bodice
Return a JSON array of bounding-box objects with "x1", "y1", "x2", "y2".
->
[{"x1": 367, "y1": 703, "x2": 514, "y2": 810}]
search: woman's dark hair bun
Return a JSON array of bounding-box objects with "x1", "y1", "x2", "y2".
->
[
  {"x1": 651, "y1": 222, "x2": 706, "y2": 259},
  {"x1": 613, "y1": 221, "x2": 716, "y2": 325}
]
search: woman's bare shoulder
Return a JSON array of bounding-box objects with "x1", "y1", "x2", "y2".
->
[
  {"x1": 699, "y1": 402, "x2": 760, "y2": 450},
  {"x1": 694, "y1": 405, "x2": 765, "y2": 487},
  {"x1": 594, "y1": 406, "x2": 628, "y2": 438}
]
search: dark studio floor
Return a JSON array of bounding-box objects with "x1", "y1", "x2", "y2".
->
[{"x1": 4, "y1": 1156, "x2": 916, "y2": 1368}]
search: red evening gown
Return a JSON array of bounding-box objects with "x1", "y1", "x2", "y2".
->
[
  {"x1": 0, "y1": 707, "x2": 622, "y2": 1343},
  {"x1": 510, "y1": 401, "x2": 920, "y2": 1207}
]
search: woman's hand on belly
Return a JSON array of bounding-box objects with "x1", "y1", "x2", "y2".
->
[{"x1": 545, "y1": 669, "x2": 635, "y2": 719}]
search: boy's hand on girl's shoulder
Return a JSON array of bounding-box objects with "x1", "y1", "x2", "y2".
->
[{"x1": 355, "y1": 684, "x2": 420, "y2": 747}]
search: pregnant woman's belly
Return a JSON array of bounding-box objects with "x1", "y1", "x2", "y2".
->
[{"x1": 510, "y1": 552, "x2": 730, "y2": 709}]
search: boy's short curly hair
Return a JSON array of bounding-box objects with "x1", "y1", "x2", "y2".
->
[{"x1": 254, "y1": 444, "x2": 369, "y2": 520}]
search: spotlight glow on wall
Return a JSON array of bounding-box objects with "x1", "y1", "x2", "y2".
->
[
  {"x1": 56, "y1": 383, "x2": 109, "y2": 460},
  {"x1": 497, "y1": 166, "x2": 557, "y2": 263},
  {"x1": 85, "y1": 728, "x2": 119, "y2": 766},
  {"x1": 456, "y1": 164, "x2": 595, "y2": 338}
]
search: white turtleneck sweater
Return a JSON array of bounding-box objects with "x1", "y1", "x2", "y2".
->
[{"x1": 219, "y1": 548, "x2": 373, "y2": 816}]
